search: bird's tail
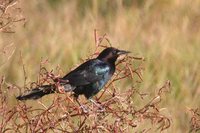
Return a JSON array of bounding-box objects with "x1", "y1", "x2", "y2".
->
[{"x1": 16, "y1": 85, "x2": 56, "y2": 100}]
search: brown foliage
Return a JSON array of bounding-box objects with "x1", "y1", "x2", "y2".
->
[
  {"x1": 0, "y1": 32, "x2": 171, "y2": 132},
  {"x1": 0, "y1": 0, "x2": 25, "y2": 33},
  {"x1": 189, "y1": 108, "x2": 200, "y2": 132}
]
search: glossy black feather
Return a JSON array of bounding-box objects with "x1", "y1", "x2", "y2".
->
[
  {"x1": 62, "y1": 59, "x2": 110, "y2": 86},
  {"x1": 16, "y1": 47, "x2": 130, "y2": 100}
]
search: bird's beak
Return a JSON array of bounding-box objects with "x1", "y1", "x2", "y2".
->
[{"x1": 117, "y1": 50, "x2": 131, "y2": 55}]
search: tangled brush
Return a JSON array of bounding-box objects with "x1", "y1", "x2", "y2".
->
[{"x1": 0, "y1": 31, "x2": 171, "y2": 132}]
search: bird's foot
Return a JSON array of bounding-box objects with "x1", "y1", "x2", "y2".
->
[
  {"x1": 96, "y1": 106, "x2": 105, "y2": 112},
  {"x1": 79, "y1": 104, "x2": 89, "y2": 113},
  {"x1": 89, "y1": 99, "x2": 105, "y2": 112},
  {"x1": 75, "y1": 98, "x2": 89, "y2": 113}
]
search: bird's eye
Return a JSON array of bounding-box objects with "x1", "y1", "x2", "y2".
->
[
  {"x1": 112, "y1": 51, "x2": 116, "y2": 55},
  {"x1": 113, "y1": 50, "x2": 118, "y2": 54}
]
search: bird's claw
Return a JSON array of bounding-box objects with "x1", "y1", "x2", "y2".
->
[
  {"x1": 97, "y1": 106, "x2": 105, "y2": 112},
  {"x1": 79, "y1": 105, "x2": 89, "y2": 113}
]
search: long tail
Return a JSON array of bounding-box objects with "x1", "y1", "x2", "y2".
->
[{"x1": 16, "y1": 85, "x2": 56, "y2": 100}]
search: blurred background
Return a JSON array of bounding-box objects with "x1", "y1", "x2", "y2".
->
[{"x1": 0, "y1": 0, "x2": 200, "y2": 132}]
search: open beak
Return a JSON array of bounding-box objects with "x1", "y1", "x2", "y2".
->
[{"x1": 117, "y1": 50, "x2": 131, "y2": 55}]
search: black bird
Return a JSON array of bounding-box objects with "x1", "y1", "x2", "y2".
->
[{"x1": 16, "y1": 47, "x2": 130, "y2": 106}]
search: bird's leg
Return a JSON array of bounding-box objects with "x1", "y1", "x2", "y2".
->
[
  {"x1": 75, "y1": 97, "x2": 88, "y2": 113},
  {"x1": 89, "y1": 99, "x2": 105, "y2": 112}
]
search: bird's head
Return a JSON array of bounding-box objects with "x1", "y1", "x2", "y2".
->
[{"x1": 97, "y1": 47, "x2": 130, "y2": 64}]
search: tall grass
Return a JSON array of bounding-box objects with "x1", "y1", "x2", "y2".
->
[{"x1": 0, "y1": 0, "x2": 200, "y2": 132}]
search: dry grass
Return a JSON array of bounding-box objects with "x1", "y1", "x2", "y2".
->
[
  {"x1": 0, "y1": 33, "x2": 172, "y2": 132},
  {"x1": 0, "y1": 0, "x2": 200, "y2": 132},
  {"x1": 188, "y1": 108, "x2": 200, "y2": 132}
]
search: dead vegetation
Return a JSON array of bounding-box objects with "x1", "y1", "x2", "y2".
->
[
  {"x1": 189, "y1": 108, "x2": 200, "y2": 132},
  {"x1": 1, "y1": 1, "x2": 199, "y2": 132},
  {"x1": 0, "y1": 32, "x2": 172, "y2": 132},
  {"x1": 0, "y1": 0, "x2": 25, "y2": 33}
]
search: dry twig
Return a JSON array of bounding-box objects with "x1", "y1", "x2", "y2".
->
[{"x1": 0, "y1": 32, "x2": 172, "y2": 132}]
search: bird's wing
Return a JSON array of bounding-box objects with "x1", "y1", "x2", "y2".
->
[{"x1": 62, "y1": 59, "x2": 110, "y2": 86}]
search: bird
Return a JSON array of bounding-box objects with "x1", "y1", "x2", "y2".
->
[{"x1": 16, "y1": 47, "x2": 130, "y2": 108}]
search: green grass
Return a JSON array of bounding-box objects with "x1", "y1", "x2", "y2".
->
[{"x1": 0, "y1": 0, "x2": 200, "y2": 132}]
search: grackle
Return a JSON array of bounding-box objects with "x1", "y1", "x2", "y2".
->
[{"x1": 16, "y1": 47, "x2": 130, "y2": 108}]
